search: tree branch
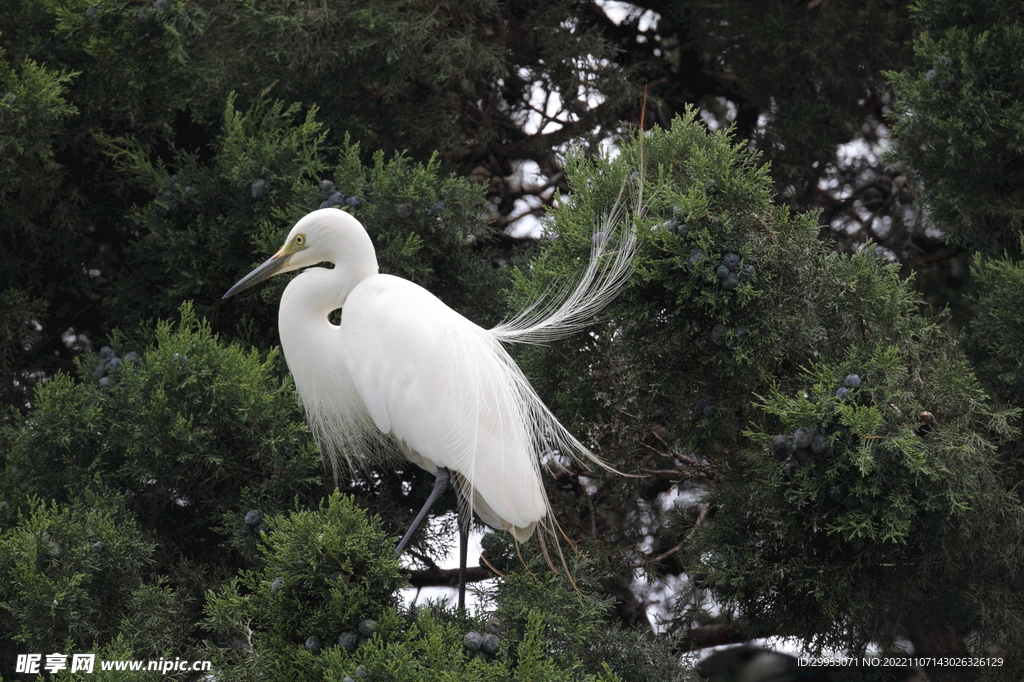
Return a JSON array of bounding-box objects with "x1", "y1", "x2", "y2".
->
[{"x1": 405, "y1": 566, "x2": 491, "y2": 588}]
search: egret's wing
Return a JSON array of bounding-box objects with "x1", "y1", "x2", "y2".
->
[{"x1": 341, "y1": 275, "x2": 548, "y2": 532}]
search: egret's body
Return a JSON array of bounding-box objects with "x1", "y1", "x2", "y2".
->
[
  {"x1": 225, "y1": 206, "x2": 635, "y2": 605},
  {"x1": 280, "y1": 266, "x2": 546, "y2": 540}
]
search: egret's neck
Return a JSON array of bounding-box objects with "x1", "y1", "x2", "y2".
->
[
  {"x1": 282, "y1": 262, "x2": 374, "y2": 316},
  {"x1": 278, "y1": 254, "x2": 378, "y2": 362},
  {"x1": 275, "y1": 218, "x2": 379, "y2": 402}
]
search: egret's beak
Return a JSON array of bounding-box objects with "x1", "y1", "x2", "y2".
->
[{"x1": 223, "y1": 252, "x2": 291, "y2": 299}]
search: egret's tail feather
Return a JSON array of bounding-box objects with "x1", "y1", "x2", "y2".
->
[
  {"x1": 488, "y1": 167, "x2": 644, "y2": 591},
  {"x1": 491, "y1": 177, "x2": 641, "y2": 346}
]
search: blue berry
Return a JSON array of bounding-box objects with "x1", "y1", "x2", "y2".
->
[
  {"x1": 90, "y1": 541, "x2": 105, "y2": 553},
  {"x1": 94, "y1": 363, "x2": 106, "y2": 378},
  {"x1": 244, "y1": 509, "x2": 263, "y2": 526},
  {"x1": 396, "y1": 203, "x2": 413, "y2": 218},
  {"x1": 792, "y1": 427, "x2": 812, "y2": 448},
  {"x1": 343, "y1": 677, "x2": 355, "y2": 682},
  {"x1": 715, "y1": 264, "x2": 730, "y2": 279},
  {"x1": 271, "y1": 577, "x2": 283, "y2": 596},
  {"x1": 357, "y1": 618, "x2": 376, "y2": 637},
  {"x1": 106, "y1": 356, "x2": 123, "y2": 373},
  {"x1": 722, "y1": 273, "x2": 740, "y2": 290},
  {"x1": 480, "y1": 633, "x2": 499, "y2": 655},
  {"x1": 251, "y1": 179, "x2": 267, "y2": 199},
  {"x1": 711, "y1": 324, "x2": 728, "y2": 346},
  {"x1": 86, "y1": 6, "x2": 97, "y2": 16},
  {"x1": 427, "y1": 201, "x2": 444, "y2": 214},
  {"x1": 337, "y1": 632, "x2": 358, "y2": 651},
  {"x1": 328, "y1": 191, "x2": 344, "y2": 205},
  {"x1": 154, "y1": 0, "x2": 169, "y2": 11},
  {"x1": 771, "y1": 435, "x2": 790, "y2": 460},
  {"x1": 319, "y1": 180, "x2": 335, "y2": 194},
  {"x1": 835, "y1": 387, "x2": 850, "y2": 399},
  {"x1": 354, "y1": 666, "x2": 367, "y2": 679},
  {"x1": 345, "y1": 196, "x2": 362, "y2": 209},
  {"x1": 463, "y1": 631, "x2": 482, "y2": 651},
  {"x1": 100, "y1": 346, "x2": 115, "y2": 360},
  {"x1": 843, "y1": 374, "x2": 861, "y2": 389},
  {"x1": 810, "y1": 432, "x2": 827, "y2": 454},
  {"x1": 99, "y1": 377, "x2": 112, "y2": 389},
  {"x1": 722, "y1": 253, "x2": 740, "y2": 269},
  {"x1": 319, "y1": 200, "x2": 332, "y2": 209},
  {"x1": 687, "y1": 248, "x2": 703, "y2": 268},
  {"x1": 484, "y1": 616, "x2": 503, "y2": 635},
  {"x1": 305, "y1": 636, "x2": 321, "y2": 653},
  {"x1": 124, "y1": 351, "x2": 140, "y2": 365}
]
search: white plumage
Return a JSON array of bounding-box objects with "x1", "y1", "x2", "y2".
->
[{"x1": 225, "y1": 203, "x2": 636, "y2": 545}]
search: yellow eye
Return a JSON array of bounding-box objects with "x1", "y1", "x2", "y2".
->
[{"x1": 294, "y1": 234, "x2": 306, "y2": 246}]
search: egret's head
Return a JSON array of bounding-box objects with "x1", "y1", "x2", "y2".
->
[{"x1": 223, "y1": 209, "x2": 374, "y2": 299}]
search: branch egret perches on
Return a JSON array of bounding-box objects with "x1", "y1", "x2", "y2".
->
[{"x1": 224, "y1": 202, "x2": 637, "y2": 609}]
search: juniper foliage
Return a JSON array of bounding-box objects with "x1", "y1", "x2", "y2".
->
[
  {"x1": 2, "y1": 1, "x2": 1024, "y2": 680},
  {"x1": 889, "y1": 0, "x2": 1024, "y2": 256},
  {"x1": 511, "y1": 115, "x2": 1024, "y2": 676}
]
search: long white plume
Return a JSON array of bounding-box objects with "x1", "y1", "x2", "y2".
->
[{"x1": 491, "y1": 179, "x2": 641, "y2": 345}]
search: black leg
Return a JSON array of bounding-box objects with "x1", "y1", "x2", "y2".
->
[
  {"x1": 458, "y1": 499, "x2": 469, "y2": 614},
  {"x1": 395, "y1": 467, "x2": 451, "y2": 556}
]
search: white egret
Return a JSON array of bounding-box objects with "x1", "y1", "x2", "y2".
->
[{"x1": 224, "y1": 200, "x2": 637, "y2": 609}]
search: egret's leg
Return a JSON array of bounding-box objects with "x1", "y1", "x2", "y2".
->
[
  {"x1": 457, "y1": 499, "x2": 469, "y2": 614},
  {"x1": 395, "y1": 467, "x2": 451, "y2": 556}
]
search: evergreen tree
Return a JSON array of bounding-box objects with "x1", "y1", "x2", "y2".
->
[{"x1": 2, "y1": 1, "x2": 1023, "y2": 681}]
